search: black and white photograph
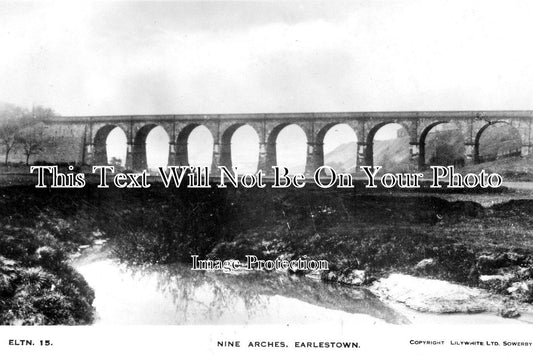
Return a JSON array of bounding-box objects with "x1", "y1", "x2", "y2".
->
[{"x1": 1, "y1": 0, "x2": 533, "y2": 356}]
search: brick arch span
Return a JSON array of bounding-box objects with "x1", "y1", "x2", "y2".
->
[
  {"x1": 264, "y1": 123, "x2": 309, "y2": 175},
  {"x1": 364, "y1": 121, "x2": 412, "y2": 167},
  {"x1": 172, "y1": 123, "x2": 215, "y2": 167},
  {"x1": 474, "y1": 121, "x2": 522, "y2": 163},
  {"x1": 92, "y1": 124, "x2": 128, "y2": 166},
  {"x1": 132, "y1": 123, "x2": 170, "y2": 170},
  {"x1": 310, "y1": 123, "x2": 359, "y2": 171},
  {"x1": 218, "y1": 123, "x2": 261, "y2": 170},
  {"x1": 418, "y1": 121, "x2": 465, "y2": 169}
]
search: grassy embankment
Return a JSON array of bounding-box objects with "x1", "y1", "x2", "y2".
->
[{"x1": 0, "y1": 187, "x2": 96, "y2": 325}]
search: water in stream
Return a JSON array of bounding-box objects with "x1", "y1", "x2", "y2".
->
[
  {"x1": 73, "y1": 245, "x2": 528, "y2": 326},
  {"x1": 72, "y1": 245, "x2": 410, "y2": 325}
]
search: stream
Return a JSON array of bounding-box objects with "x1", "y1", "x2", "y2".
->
[{"x1": 72, "y1": 245, "x2": 528, "y2": 325}]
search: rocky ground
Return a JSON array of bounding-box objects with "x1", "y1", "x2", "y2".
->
[
  {"x1": 369, "y1": 273, "x2": 533, "y2": 319},
  {"x1": 297, "y1": 253, "x2": 533, "y2": 320}
]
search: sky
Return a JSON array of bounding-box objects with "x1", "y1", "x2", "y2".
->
[
  {"x1": 3, "y1": 0, "x2": 533, "y2": 115},
  {"x1": 2, "y1": 0, "x2": 532, "y2": 170}
]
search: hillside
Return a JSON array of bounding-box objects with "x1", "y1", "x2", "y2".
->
[
  {"x1": 373, "y1": 136, "x2": 410, "y2": 171},
  {"x1": 324, "y1": 137, "x2": 411, "y2": 173},
  {"x1": 454, "y1": 155, "x2": 533, "y2": 182},
  {"x1": 424, "y1": 129, "x2": 464, "y2": 166},
  {"x1": 323, "y1": 142, "x2": 358, "y2": 172}
]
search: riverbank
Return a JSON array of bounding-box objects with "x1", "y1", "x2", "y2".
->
[
  {"x1": 203, "y1": 188, "x2": 533, "y2": 304},
  {"x1": 0, "y1": 190, "x2": 97, "y2": 324},
  {"x1": 1, "y1": 183, "x2": 533, "y2": 324}
]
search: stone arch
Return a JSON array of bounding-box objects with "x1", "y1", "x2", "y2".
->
[
  {"x1": 316, "y1": 123, "x2": 358, "y2": 172},
  {"x1": 146, "y1": 126, "x2": 171, "y2": 170},
  {"x1": 365, "y1": 122, "x2": 411, "y2": 167},
  {"x1": 419, "y1": 121, "x2": 465, "y2": 168},
  {"x1": 175, "y1": 124, "x2": 214, "y2": 167},
  {"x1": 266, "y1": 123, "x2": 308, "y2": 174},
  {"x1": 474, "y1": 121, "x2": 522, "y2": 163},
  {"x1": 132, "y1": 124, "x2": 170, "y2": 170},
  {"x1": 93, "y1": 124, "x2": 127, "y2": 166},
  {"x1": 219, "y1": 124, "x2": 260, "y2": 172}
]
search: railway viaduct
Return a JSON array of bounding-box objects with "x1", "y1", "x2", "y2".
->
[{"x1": 41, "y1": 111, "x2": 533, "y2": 174}]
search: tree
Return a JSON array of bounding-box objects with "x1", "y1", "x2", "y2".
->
[
  {"x1": 0, "y1": 103, "x2": 56, "y2": 165},
  {"x1": 109, "y1": 157, "x2": 124, "y2": 171},
  {"x1": 0, "y1": 104, "x2": 29, "y2": 165},
  {"x1": 15, "y1": 123, "x2": 52, "y2": 165},
  {"x1": 0, "y1": 123, "x2": 20, "y2": 165},
  {"x1": 32, "y1": 106, "x2": 55, "y2": 121}
]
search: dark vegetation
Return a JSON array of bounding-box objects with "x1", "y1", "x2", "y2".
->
[
  {"x1": 0, "y1": 188, "x2": 96, "y2": 325},
  {"x1": 1, "y1": 183, "x2": 532, "y2": 325}
]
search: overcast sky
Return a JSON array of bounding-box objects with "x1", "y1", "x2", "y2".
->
[{"x1": 2, "y1": 0, "x2": 533, "y2": 116}]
